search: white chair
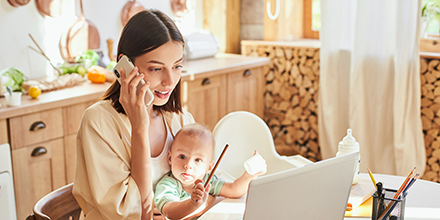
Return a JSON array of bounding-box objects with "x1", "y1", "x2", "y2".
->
[{"x1": 212, "y1": 111, "x2": 313, "y2": 180}]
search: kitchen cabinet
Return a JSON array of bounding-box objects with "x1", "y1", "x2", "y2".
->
[
  {"x1": 183, "y1": 74, "x2": 228, "y2": 129},
  {"x1": 0, "y1": 119, "x2": 7, "y2": 145},
  {"x1": 12, "y1": 138, "x2": 66, "y2": 220},
  {"x1": 0, "y1": 53, "x2": 269, "y2": 219},
  {"x1": 9, "y1": 102, "x2": 94, "y2": 220},
  {"x1": 227, "y1": 68, "x2": 265, "y2": 118},
  {"x1": 63, "y1": 101, "x2": 96, "y2": 183},
  {"x1": 183, "y1": 67, "x2": 265, "y2": 129},
  {"x1": 0, "y1": 82, "x2": 108, "y2": 220},
  {"x1": 182, "y1": 54, "x2": 269, "y2": 129}
]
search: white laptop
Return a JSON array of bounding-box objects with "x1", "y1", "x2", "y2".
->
[
  {"x1": 242, "y1": 152, "x2": 359, "y2": 220},
  {"x1": 198, "y1": 152, "x2": 359, "y2": 220}
]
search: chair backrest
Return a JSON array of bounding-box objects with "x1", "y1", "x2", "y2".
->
[
  {"x1": 212, "y1": 111, "x2": 296, "y2": 179},
  {"x1": 26, "y1": 183, "x2": 82, "y2": 220}
]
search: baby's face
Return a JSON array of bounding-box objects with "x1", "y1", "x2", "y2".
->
[{"x1": 168, "y1": 134, "x2": 214, "y2": 188}]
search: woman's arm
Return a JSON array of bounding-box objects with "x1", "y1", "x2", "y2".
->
[{"x1": 119, "y1": 66, "x2": 154, "y2": 219}]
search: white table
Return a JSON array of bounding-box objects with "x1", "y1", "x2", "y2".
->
[{"x1": 198, "y1": 173, "x2": 440, "y2": 220}]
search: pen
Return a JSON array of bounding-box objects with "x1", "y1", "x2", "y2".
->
[
  {"x1": 376, "y1": 182, "x2": 386, "y2": 216},
  {"x1": 367, "y1": 167, "x2": 377, "y2": 189}
]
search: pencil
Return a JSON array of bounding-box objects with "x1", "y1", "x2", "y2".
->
[
  {"x1": 393, "y1": 167, "x2": 416, "y2": 199},
  {"x1": 367, "y1": 167, "x2": 377, "y2": 189},
  {"x1": 378, "y1": 168, "x2": 417, "y2": 220},
  {"x1": 204, "y1": 144, "x2": 229, "y2": 188}
]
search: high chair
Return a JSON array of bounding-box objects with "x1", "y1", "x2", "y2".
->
[{"x1": 212, "y1": 111, "x2": 313, "y2": 180}]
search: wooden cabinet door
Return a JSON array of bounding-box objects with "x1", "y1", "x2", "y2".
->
[
  {"x1": 64, "y1": 133, "x2": 77, "y2": 183},
  {"x1": 182, "y1": 74, "x2": 227, "y2": 129},
  {"x1": 0, "y1": 119, "x2": 7, "y2": 145},
  {"x1": 227, "y1": 67, "x2": 265, "y2": 118},
  {"x1": 12, "y1": 138, "x2": 66, "y2": 220},
  {"x1": 63, "y1": 101, "x2": 95, "y2": 136}
]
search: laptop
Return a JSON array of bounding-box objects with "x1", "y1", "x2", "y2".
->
[{"x1": 242, "y1": 152, "x2": 359, "y2": 220}]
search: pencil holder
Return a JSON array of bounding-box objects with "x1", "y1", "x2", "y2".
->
[{"x1": 371, "y1": 188, "x2": 407, "y2": 220}]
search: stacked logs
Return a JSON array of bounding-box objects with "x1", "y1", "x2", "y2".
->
[
  {"x1": 243, "y1": 42, "x2": 440, "y2": 183},
  {"x1": 242, "y1": 44, "x2": 321, "y2": 162},
  {"x1": 420, "y1": 57, "x2": 440, "y2": 183}
]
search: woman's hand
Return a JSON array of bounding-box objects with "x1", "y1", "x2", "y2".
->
[
  {"x1": 191, "y1": 179, "x2": 211, "y2": 206},
  {"x1": 118, "y1": 66, "x2": 151, "y2": 129}
]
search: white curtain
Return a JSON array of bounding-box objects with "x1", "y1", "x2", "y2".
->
[{"x1": 319, "y1": 0, "x2": 426, "y2": 176}]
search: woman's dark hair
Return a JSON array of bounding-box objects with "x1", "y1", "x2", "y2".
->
[{"x1": 101, "y1": 9, "x2": 184, "y2": 114}]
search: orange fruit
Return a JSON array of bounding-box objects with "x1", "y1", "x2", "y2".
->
[
  {"x1": 87, "y1": 69, "x2": 106, "y2": 83},
  {"x1": 28, "y1": 86, "x2": 42, "y2": 99}
]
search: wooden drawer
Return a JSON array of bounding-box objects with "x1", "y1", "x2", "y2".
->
[
  {"x1": 9, "y1": 108, "x2": 64, "y2": 149},
  {"x1": 0, "y1": 119, "x2": 7, "y2": 145}
]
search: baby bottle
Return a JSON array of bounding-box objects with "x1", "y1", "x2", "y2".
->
[{"x1": 337, "y1": 128, "x2": 360, "y2": 185}]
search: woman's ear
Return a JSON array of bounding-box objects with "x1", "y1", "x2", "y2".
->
[{"x1": 117, "y1": 54, "x2": 124, "y2": 61}]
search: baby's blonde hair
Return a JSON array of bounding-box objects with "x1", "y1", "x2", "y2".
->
[{"x1": 173, "y1": 123, "x2": 216, "y2": 156}]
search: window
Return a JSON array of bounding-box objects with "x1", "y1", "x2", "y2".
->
[
  {"x1": 423, "y1": 0, "x2": 440, "y2": 36},
  {"x1": 304, "y1": 0, "x2": 320, "y2": 39}
]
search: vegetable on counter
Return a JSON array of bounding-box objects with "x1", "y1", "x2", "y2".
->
[
  {"x1": 0, "y1": 67, "x2": 25, "y2": 94},
  {"x1": 76, "y1": 49, "x2": 100, "y2": 67}
]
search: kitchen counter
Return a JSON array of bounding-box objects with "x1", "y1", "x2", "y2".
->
[
  {"x1": 0, "y1": 81, "x2": 111, "y2": 120},
  {"x1": 182, "y1": 53, "x2": 270, "y2": 80},
  {"x1": 0, "y1": 53, "x2": 270, "y2": 120}
]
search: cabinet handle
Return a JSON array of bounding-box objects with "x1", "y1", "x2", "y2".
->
[
  {"x1": 243, "y1": 70, "x2": 251, "y2": 77},
  {"x1": 30, "y1": 121, "x2": 46, "y2": 131},
  {"x1": 201, "y1": 78, "x2": 211, "y2": 85},
  {"x1": 31, "y1": 146, "x2": 47, "y2": 157}
]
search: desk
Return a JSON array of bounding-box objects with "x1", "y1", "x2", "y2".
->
[{"x1": 199, "y1": 173, "x2": 440, "y2": 220}]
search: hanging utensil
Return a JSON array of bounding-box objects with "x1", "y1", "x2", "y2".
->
[
  {"x1": 121, "y1": 0, "x2": 144, "y2": 26},
  {"x1": 28, "y1": 34, "x2": 62, "y2": 75},
  {"x1": 59, "y1": 0, "x2": 100, "y2": 62},
  {"x1": 7, "y1": 0, "x2": 31, "y2": 7},
  {"x1": 35, "y1": 0, "x2": 70, "y2": 17}
]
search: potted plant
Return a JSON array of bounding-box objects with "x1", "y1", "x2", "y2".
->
[{"x1": 421, "y1": 1, "x2": 440, "y2": 38}]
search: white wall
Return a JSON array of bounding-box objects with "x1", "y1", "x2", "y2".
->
[{"x1": 0, "y1": 0, "x2": 203, "y2": 79}]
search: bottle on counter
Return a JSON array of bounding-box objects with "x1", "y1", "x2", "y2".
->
[{"x1": 337, "y1": 128, "x2": 360, "y2": 185}]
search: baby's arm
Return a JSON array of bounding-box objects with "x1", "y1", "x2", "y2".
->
[
  {"x1": 161, "y1": 180, "x2": 211, "y2": 220},
  {"x1": 219, "y1": 151, "x2": 266, "y2": 198},
  {"x1": 218, "y1": 171, "x2": 261, "y2": 198}
]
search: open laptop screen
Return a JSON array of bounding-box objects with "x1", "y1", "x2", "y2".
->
[{"x1": 243, "y1": 152, "x2": 359, "y2": 220}]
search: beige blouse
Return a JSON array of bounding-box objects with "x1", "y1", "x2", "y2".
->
[{"x1": 72, "y1": 100, "x2": 195, "y2": 220}]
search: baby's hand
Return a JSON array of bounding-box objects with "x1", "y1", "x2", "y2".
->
[
  {"x1": 244, "y1": 150, "x2": 267, "y2": 176},
  {"x1": 190, "y1": 179, "x2": 211, "y2": 206}
]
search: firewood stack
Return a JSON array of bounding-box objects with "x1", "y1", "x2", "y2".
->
[
  {"x1": 242, "y1": 44, "x2": 321, "y2": 162},
  {"x1": 420, "y1": 57, "x2": 440, "y2": 183},
  {"x1": 242, "y1": 42, "x2": 440, "y2": 183}
]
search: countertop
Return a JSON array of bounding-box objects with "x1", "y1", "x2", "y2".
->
[{"x1": 0, "y1": 53, "x2": 269, "y2": 120}]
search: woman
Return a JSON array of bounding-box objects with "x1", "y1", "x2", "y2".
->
[{"x1": 73, "y1": 10, "x2": 210, "y2": 219}]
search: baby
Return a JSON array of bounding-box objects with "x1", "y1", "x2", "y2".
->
[{"x1": 154, "y1": 123, "x2": 265, "y2": 219}]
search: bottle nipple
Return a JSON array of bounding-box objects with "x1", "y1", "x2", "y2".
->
[{"x1": 342, "y1": 129, "x2": 357, "y2": 145}]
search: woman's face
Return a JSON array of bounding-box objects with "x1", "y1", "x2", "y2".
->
[{"x1": 133, "y1": 41, "x2": 183, "y2": 107}]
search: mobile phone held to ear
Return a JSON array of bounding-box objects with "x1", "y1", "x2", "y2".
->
[{"x1": 114, "y1": 55, "x2": 154, "y2": 107}]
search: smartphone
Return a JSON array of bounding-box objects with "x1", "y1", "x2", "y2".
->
[{"x1": 113, "y1": 55, "x2": 154, "y2": 107}]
